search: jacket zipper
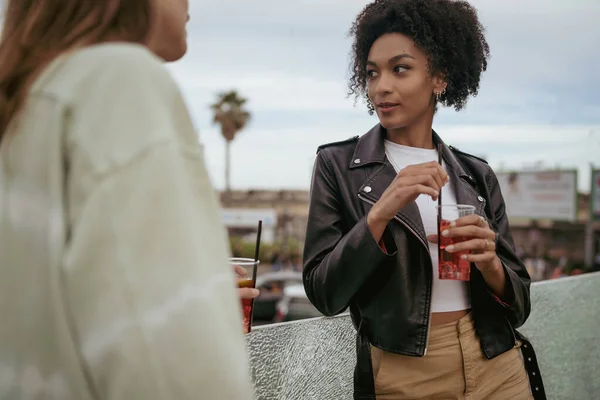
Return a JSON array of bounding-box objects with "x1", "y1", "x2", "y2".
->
[{"x1": 358, "y1": 193, "x2": 433, "y2": 356}]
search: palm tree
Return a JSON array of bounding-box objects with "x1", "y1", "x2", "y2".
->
[{"x1": 210, "y1": 90, "x2": 251, "y2": 193}]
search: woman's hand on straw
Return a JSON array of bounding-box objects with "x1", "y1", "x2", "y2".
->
[{"x1": 367, "y1": 161, "x2": 449, "y2": 241}]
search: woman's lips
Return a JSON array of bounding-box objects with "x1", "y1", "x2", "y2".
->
[{"x1": 377, "y1": 103, "x2": 400, "y2": 113}]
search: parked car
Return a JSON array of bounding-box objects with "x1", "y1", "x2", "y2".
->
[
  {"x1": 274, "y1": 283, "x2": 322, "y2": 322},
  {"x1": 251, "y1": 271, "x2": 321, "y2": 325}
]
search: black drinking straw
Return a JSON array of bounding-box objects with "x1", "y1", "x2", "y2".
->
[
  {"x1": 248, "y1": 220, "x2": 262, "y2": 333},
  {"x1": 437, "y1": 144, "x2": 443, "y2": 264},
  {"x1": 252, "y1": 220, "x2": 262, "y2": 282}
]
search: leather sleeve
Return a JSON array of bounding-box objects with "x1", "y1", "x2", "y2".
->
[
  {"x1": 302, "y1": 150, "x2": 397, "y2": 316},
  {"x1": 486, "y1": 169, "x2": 532, "y2": 329}
]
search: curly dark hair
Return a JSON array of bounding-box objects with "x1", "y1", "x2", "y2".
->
[{"x1": 348, "y1": 0, "x2": 490, "y2": 114}]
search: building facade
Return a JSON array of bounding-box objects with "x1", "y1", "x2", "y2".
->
[{"x1": 220, "y1": 190, "x2": 600, "y2": 267}]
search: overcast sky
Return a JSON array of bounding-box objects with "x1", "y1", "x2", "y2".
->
[{"x1": 167, "y1": 0, "x2": 600, "y2": 192}]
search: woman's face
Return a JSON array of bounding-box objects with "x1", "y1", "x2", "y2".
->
[
  {"x1": 150, "y1": 0, "x2": 190, "y2": 62},
  {"x1": 366, "y1": 33, "x2": 445, "y2": 131}
]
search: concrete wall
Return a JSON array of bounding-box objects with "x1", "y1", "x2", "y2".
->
[{"x1": 246, "y1": 272, "x2": 600, "y2": 400}]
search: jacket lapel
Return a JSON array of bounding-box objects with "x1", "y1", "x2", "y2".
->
[
  {"x1": 434, "y1": 132, "x2": 487, "y2": 217},
  {"x1": 352, "y1": 125, "x2": 428, "y2": 246},
  {"x1": 358, "y1": 161, "x2": 428, "y2": 246}
]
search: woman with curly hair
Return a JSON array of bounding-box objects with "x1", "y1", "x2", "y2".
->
[{"x1": 303, "y1": 0, "x2": 544, "y2": 399}]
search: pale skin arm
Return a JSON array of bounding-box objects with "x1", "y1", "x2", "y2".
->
[{"x1": 427, "y1": 214, "x2": 506, "y2": 298}]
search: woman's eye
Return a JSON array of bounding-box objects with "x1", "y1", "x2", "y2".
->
[
  {"x1": 394, "y1": 65, "x2": 408, "y2": 73},
  {"x1": 367, "y1": 70, "x2": 378, "y2": 78}
]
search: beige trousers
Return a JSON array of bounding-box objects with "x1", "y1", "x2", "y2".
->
[{"x1": 371, "y1": 313, "x2": 533, "y2": 400}]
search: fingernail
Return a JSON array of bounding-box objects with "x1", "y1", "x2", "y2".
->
[
  {"x1": 461, "y1": 254, "x2": 468, "y2": 260},
  {"x1": 441, "y1": 230, "x2": 449, "y2": 237},
  {"x1": 450, "y1": 221, "x2": 456, "y2": 227},
  {"x1": 446, "y1": 245, "x2": 455, "y2": 252},
  {"x1": 251, "y1": 289, "x2": 260, "y2": 296}
]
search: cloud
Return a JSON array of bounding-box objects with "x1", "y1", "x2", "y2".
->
[{"x1": 167, "y1": 0, "x2": 599, "y2": 193}]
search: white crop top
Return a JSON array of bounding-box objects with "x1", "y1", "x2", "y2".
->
[{"x1": 384, "y1": 140, "x2": 471, "y2": 313}]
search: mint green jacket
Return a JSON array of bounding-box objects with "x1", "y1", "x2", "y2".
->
[{"x1": 0, "y1": 43, "x2": 254, "y2": 400}]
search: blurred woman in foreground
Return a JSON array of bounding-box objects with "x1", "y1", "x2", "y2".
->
[{"x1": 0, "y1": 1, "x2": 254, "y2": 399}]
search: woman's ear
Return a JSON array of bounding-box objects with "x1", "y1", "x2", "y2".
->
[{"x1": 432, "y1": 75, "x2": 447, "y2": 96}]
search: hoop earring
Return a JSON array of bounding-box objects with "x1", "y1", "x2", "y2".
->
[{"x1": 435, "y1": 88, "x2": 446, "y2": 102}]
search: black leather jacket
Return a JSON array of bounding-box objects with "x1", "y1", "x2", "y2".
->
[{"x1": 302, "y1": 124, "x2": 541, "y2": 399}]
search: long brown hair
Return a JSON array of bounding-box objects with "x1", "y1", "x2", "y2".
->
[{"x1": 0, "y1": 0, "x2": 154, "y2": 143}]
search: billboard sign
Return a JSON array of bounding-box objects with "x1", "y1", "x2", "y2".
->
[{"x1": 496, "y1": 170, "x2": 577, "y2": 221}]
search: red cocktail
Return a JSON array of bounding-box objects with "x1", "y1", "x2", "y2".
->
[
  {"x1": 437, "y1": 205, "x2": 476, "y2": 281},
  {"x1": 230, "y1": 257, "x2": 260, "y2": 334},
  {"x1": 237, "y1": 278, "x2": 255, "y2": 334}
]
